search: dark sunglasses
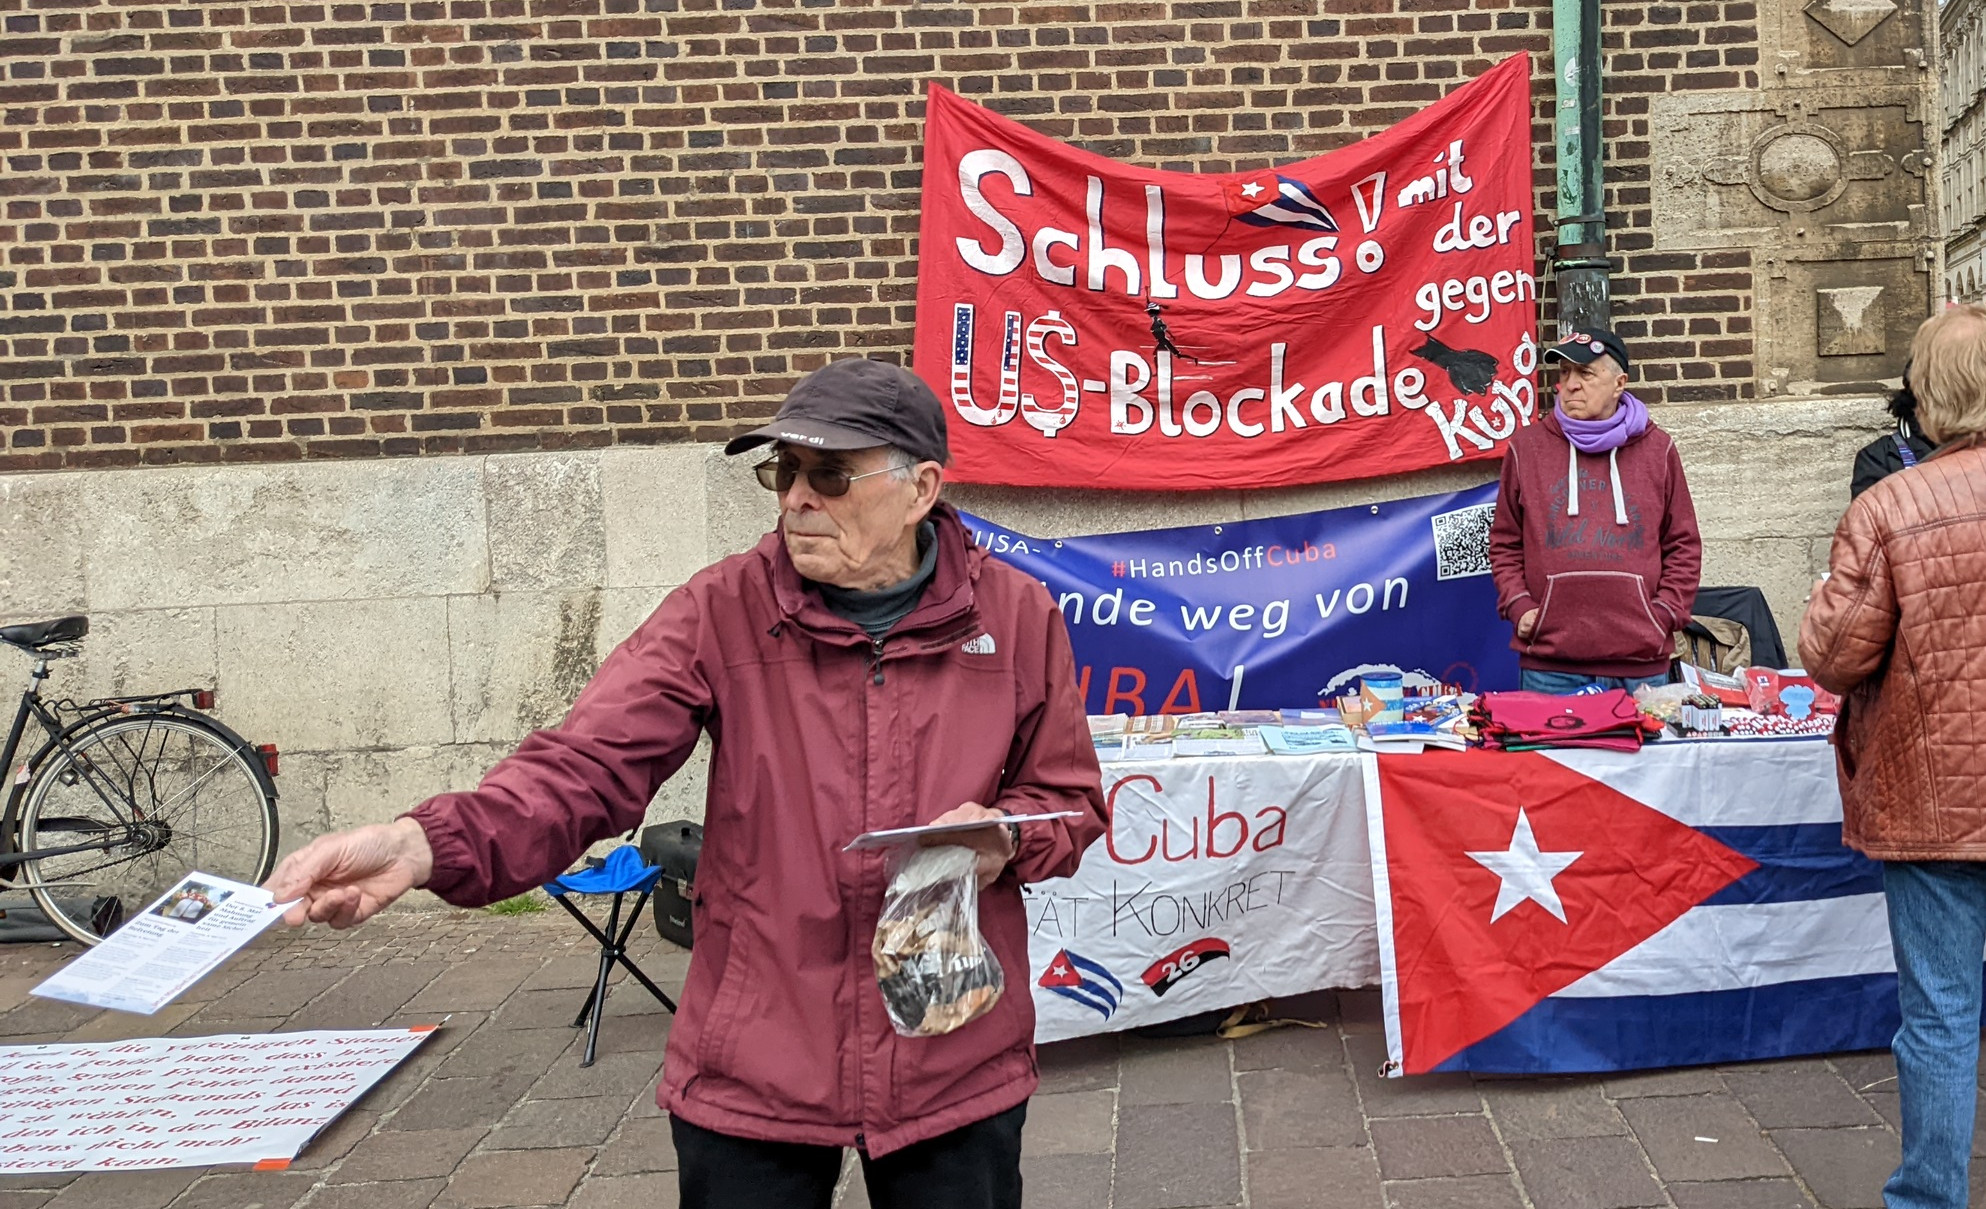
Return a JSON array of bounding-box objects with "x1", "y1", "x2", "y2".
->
[{"x1": 754, "y1": 457, "x2": 903, "y2": 497}]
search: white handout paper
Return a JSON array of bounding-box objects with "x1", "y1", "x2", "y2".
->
[
  {"x1": 843, "y1": 811, "x2": 1083, "y2": 851},
  {"x1": 31, "y1": 872, "x2": 287, "y2": 1015}
]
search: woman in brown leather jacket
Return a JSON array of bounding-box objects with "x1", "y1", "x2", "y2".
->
[{"x1": 1801, "y1": 303, "x2": 1986, "y2": 1209}]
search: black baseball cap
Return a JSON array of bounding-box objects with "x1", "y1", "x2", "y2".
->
[
  {"x1": 1544, "y1": 327, "x2": 1631, "y2": 377},
  {"x1": 723, "y1": 359, "x2": 950, "y2": 465}
]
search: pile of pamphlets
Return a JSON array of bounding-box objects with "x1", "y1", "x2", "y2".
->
[{"x1": 1088, "y1": 699, "x2": 1473, "y2": 761}]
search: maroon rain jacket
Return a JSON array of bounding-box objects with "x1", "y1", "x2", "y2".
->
[{"x1": 405, "y1": 503, "x2": 1108, "y2": 1155}]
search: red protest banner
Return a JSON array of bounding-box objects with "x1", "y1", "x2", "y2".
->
[{"x1": 912, "y1": 54, "x2": 1539, "y2": 492}]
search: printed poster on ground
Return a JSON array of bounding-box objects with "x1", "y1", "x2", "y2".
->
[{"x1": 0, "y1": 1029, "x2": 433, "y2": 1173}]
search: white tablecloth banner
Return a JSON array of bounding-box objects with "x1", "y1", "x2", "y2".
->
[
  {"x1": 1029, "y1": 739, "x2": 1850, "y2": 1044},
  {"x1": 1027, "y1": 753, "x2": 1378, "y2": 1042}
]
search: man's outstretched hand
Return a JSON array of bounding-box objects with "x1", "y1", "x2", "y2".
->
[{"x1": 264, "y1": 817, "x2": 436, "y2": 929}]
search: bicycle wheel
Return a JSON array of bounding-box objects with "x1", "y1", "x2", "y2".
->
[{"x1": 17, "y1": 713, "x2": 278, "y2": 945}]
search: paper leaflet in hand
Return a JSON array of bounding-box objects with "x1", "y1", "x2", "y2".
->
[
  {"x1": 31, "y1": 872, "x2": 292, "y2": 1015},
  {"x1": 844, "y1": 812, "x2": 1082, "y2": 851}
]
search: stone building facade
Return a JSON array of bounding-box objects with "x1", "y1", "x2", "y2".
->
[
  {"x1": 0, "y1": 0, "x2": 1947, "y2": 844},
  {"x1": 1946, "y1": 0, "x2": 1986, "y2": 302}
]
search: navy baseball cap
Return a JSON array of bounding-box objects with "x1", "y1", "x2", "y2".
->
[
  {"x1": 1544, "y1": 328, "x2": 1631, "y2": 377},
  {"x1": 723, "y1": 359, "x2": 950, "y2": 465}
]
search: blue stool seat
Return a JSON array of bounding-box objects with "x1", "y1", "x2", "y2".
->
[
  {"x1": 546, "y1": 845, "x2": 663, "y2": 898},
  {"x1": 540, "y1": 844, "x2": 676, "y2": 1067}
]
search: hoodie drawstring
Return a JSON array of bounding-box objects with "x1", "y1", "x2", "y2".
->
[
  {"x1": 1566, "y1": 442, "x2": 1629, "y2": 526},
  {"x1": 1608, "y1": 448, "x2": 1627, "y2": 525},
  {"x1": 1565, "y1": 442, "x2": 1579, "y2": 519}
]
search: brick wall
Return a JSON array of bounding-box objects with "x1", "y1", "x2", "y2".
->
[{"x1": 0, "y1": 0, "x2": 1763, "y2": 472}]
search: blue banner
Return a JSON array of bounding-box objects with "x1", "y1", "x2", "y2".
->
[{"x1": 961, "y1": 484, "x2": 1519, "y2": 715}]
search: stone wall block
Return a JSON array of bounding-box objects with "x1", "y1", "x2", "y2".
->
[
  {"x1": 597, "y1": 586, "x2": 672, "y2": 663},
  {"x1": 266, "y1": 751, "x2": 331, "y2": 860},
  {"x1": 80, "y1": 461, "x2": 490, "y2": 611},
  {"x1": 1241, "y1": 464, "x2": 1503, "y2": 523},
  {"x1": 448, "y1": 590, "x2": 606, "y2": 746},
  {"x1": 312, "y1": 743, "x2": 519, "y2": 832},
  {"x1": 485, "y1": 454, "x2": 607, "y2": 592},
  {"x1": 58, "y1": 607, "x2": 218, "y2": 705},
  {"x1": 602, "y1": 446, "x2": 712, "y2": 589},
  {"x1": 216, "y1": 597, "x2": 455, "y2": 754},
  {"x1": 0, "y1": 473, "x2": 87, "y2": 618},
  {"x1": 705, "y1": 451, "x2": 779, "y2": 563},
  {"x1": 1698, "y1": 537, "x2": 1828, "y2": 660},
  {"x1": 945, "y1": 485, "x2": 1243, "y2": 538},
  {"x1": 1662, "y1": 398, "x2": 1882, "y2": 540}
]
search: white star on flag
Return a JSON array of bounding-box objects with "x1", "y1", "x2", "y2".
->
[
  {"x1": 1241, "y1": 180, "x2": 1264, "y2": 198},
  {"x1": 1465, "y1": 809, "x2": 1583, "y2": 923}
]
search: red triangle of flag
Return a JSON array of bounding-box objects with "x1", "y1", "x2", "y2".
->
[
  {"x1": 1221, "y1": 170, "x2": 1281, "y2": 217},
  {"x1": 1038, "y1": 950, "x2": 1083, "y2": 990},
  {"x1": 1375, "y1": 750, "x2": 1757, "y2": 1073}
]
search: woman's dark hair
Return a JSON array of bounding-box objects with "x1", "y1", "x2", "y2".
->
[{"x1": 1888, "y1": 358, "x2": 1918, "y2": 423}]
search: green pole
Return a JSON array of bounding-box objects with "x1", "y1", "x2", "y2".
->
[{"x1": 1552, "y1": 0, "x2": 1611, "y2": 335}]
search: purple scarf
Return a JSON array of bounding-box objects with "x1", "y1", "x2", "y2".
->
[{"x1": 1555, "y1": 391, "x2": 1649, "y2": 454}]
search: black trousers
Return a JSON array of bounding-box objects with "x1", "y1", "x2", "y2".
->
[{"x1": 671, "y1": 1103, "x2": 1025, "y2": 1209}]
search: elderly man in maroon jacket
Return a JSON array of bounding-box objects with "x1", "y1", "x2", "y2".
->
[
  {"x1": 266, "y1": 358, "x2": 1110, "y2": 1209},
  {"x1": 1488, "y1": 328, "x2": 1702, "y2": 693}
]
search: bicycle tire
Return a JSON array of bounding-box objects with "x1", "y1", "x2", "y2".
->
[{"x1": 16, "y1": 713, "x2": 279, "y2": 946}]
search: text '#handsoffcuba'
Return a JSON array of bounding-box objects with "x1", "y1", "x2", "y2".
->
[{"x1": 912, "y1": 54, "x2": 1539, "y2": 492}]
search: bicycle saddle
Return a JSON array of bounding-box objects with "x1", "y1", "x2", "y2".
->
[{"x1": 0, "y1": 615, "x2": 89, "y2": 651}]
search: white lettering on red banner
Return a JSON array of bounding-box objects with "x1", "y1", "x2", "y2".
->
[{"x1": 914, "y1": 55, "x2": 1538, "y2": 491}]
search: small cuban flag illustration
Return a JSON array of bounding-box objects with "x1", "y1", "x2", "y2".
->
[
  {"x1": 1221, "y1": 169, "x2": 1339, "y2": 232},
  {"x1": 1038, "y1": 949, "x2": 1124, "y2": 1021}
]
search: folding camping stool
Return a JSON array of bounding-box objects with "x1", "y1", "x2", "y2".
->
[{"x1": 543, "y1": 845, "x2": 679, "y2": 1067}]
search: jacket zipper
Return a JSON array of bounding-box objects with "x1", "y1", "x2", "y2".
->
[{"x1": 869, "y1": 637, "x2": 886, "y2": 685}]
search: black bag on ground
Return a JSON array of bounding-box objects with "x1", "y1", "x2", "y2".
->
[
  {"x1": 639, "y1": 822, "x2": 702, "y2": 949},
  {"x1": 0, "y1": 895, "x2": 124, "y2": 943}
]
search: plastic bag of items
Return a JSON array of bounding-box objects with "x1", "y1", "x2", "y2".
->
[{"x1": 872, "y1": 845, "x2": 1005, "y2": 1037}]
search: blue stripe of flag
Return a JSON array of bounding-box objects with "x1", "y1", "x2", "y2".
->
[
  {"x1": 1698, "y1": 824, "x2": 1884, "y2": 906},
  {"x1": 1431, "y1": 972, "x2": 1906, "y2": 1074},
  {"x1": 1065, "y1": 952, "x2": 1124, "y2": 995},
  {"x1": 1048, "y1": 982, "x2": 1119, "y2": 1019}
]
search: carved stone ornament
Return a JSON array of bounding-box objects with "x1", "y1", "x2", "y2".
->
[
  {"x1": 1803, "y1": 0, "x2": 1900, "y2": 46},
  {"x1": 1815, "y1": 285, "x2": 1888, "y2": 355},
  {"x1": 1749, "y1": 120, "x2": 1851, "y2": 211}
]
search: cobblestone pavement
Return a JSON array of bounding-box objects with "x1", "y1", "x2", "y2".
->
[{"x1": 0, "y1": 909, "x2": 1971, "y2": 1209}]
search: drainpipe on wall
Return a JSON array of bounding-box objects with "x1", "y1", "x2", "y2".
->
[{"x1": 1552, "y1": 0, "x2": 1612, "y2": 336}]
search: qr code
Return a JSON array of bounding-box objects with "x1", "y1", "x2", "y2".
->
[{"x1": 1431, "y1": 503, "x2": 1495, "y2": 580}]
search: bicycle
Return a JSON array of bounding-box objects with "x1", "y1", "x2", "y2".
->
[{"x1": 0, "y1": 615, "x2": 281, "y2": 945}]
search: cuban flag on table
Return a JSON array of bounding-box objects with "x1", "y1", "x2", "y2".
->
[
  {"x1": 1362, "y1": 741, "x2": 1901, "y2": 1075},
  {"x1": 1222, "y1": 169, "x2": 1339, "y2": 232}
]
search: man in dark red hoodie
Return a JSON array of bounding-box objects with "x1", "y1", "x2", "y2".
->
[
  {"x1": 1488, "y1": 328, "x2": 1702, "y2": 693},
  {"x1": 264, "y1": 359, "x2": 1109, "y2": 1209}
]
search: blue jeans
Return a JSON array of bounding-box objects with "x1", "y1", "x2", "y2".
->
[
  {"x1": 1882, "y1": 861, "x2": 1986, "y2": 1209},
  {"x1": 1518, "y1": 670, "x2": 1669, "y2": 695}
]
